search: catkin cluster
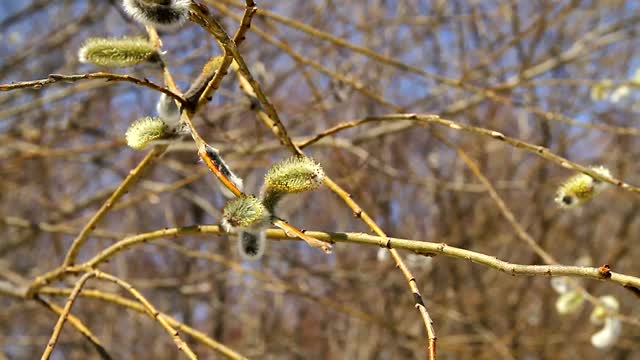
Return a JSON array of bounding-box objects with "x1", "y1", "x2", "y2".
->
[{"x1": 221, "y1": 156, "x2": 326, "y2": 260}]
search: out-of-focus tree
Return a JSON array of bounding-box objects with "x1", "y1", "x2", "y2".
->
[{"x1": 1, "y1": 1, "x2": 640, "y2": 359}]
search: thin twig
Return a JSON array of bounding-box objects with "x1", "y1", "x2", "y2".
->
[
  {"x1": 35, "y1": 296, "x2": 113, "y2": 360},
  {"x1": 271, "y1": 218, "x2": 332, "y2": 253},
  {"x1": 211, "y1": 1, "x2": 402, "y2": 112},
  {"x1": 0, "y1": 73, "x2": 187, "y2": 108},
  {"x1": 37, "y1": 286, "x2": 248, "y2": 359},
  {"x1": 60, "y1": 146, "x2": 167, "y2": 268},
  {"x1": 92, "y1": 270, "x2": 199, "y2": 360},
  {"x1": 302, "y1": 113, "x2": 640, "y2": 193},
  {"x1": 24, "y1": 226, "x2": 640, "y2": 291},
  {"x1": 438, "y1": 134, "x2": 639, "y2": 324},
  {"x1": 218, "y1": 0, "x2": 640, "y2": 136},
  {"x1": 189, "y1": 3, "x2": 299, "y2": 153},
  {"x1": 40, "y1": 271, "x2": 96, "y2": 360},
  {"x1": 195, "y1": 1, "x2": 256, "y2": 110}
]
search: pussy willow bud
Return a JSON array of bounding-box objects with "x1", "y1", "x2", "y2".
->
[
  {"x1": 591, "y1": 317, "x2": 622, "y2": 349},
  {"x1": 555, "y1": 166, "x2": 611, "y2": 208},
  {"x1": 550, "y1": 277, "x2": 570, "y2": 295},
  {"x1": 555, "y1": 291, "x2": 585, "y2": 315},
  {"x1": 590, "y1": 81, "x2": 613, "y2": 101},
  {"x1": 156, "y1": 93, "x2": 180, "y2": 126},
  {"x1": 78, "y1": 37, "x2": 158, "y2": 67},
  {"x1": 125, "y1": 116, "x2": 170, "y2": 149},
  {"x1": 590, "y1": 295, "x2": 619, "y2": 325},
  {"x1": 589, "y1": 295, "x2": 621, "y2": 348},
  {"x1": 221, "y1": 195, "x2": 270, "y2": 232},
  {"x1": 237, "y1": 230, "x2": 266, "y2": 260},
  {"x1": 199, "y1": 144, "x2": 244, "y2": 198},
  {"x1": 122, "y1": 0, "x2": 191, "y2": 31},
  {"x1": 183, "y1": 55, "x2": 225, "y2": 107},
  {"x1": 261, "y1": 156, "x2": 325, "y2": 212}
]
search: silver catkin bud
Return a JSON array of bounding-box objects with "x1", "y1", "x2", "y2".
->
[
  {"x1": 122, "y1": 0, "x2": 191, "y2": 31},
  {"x1": 156, "y1": 93, "x2": 181, "y2": 126},
  {"x1": 237, "y1": 230, "x2": 266, "y2": 260}
]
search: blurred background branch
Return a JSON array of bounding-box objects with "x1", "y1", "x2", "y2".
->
[{"x1": 1, "y1": 0, "x2": 640, "y2": 359}]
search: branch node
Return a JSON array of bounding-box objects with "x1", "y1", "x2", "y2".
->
[{"x1": 598, "y1": 264, "x2": 612, "y2": 278}]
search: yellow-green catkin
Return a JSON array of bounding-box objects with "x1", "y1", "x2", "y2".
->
[
  {"x1": 590, "y1": 296, "x2": 619, "y2": 325},
  {"x1": 261, "y1": 156, "x2": 325, "y2": 212},
  {"x1": 222, "y1": 195, "x2": 270, "y2": 232},
  {"x1": 125, "y1": 116, "x2": 170, "y2": 149},
  {"x1": 263, "y1": 156, "x2": 324, "y2": 193},
  {"x1": 590, "y1": 81, "x2": 613, "y2": 101},
  {"x1": 555, "y1": 291, "x2": 585, "y2": 315},
  {"x1": 78, "y1": 37, "x2": 158, "y2": 67},
  {"x1": 555, "y1": 166, "x2": 611, "y2": 208}
]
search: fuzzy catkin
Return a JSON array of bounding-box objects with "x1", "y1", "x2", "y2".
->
[
  {"x1": 78, "y1": 37, "x2": 157, "y2": 67},
  {"x1": 555, "y1": 166, "x2": 611, "y2": 208},
  {"x1": 122, "y1": 0, "x2": 191, "y2": 31},
  {"x1": 199, "y1": 144, "x2": 244, "y2": 198},
  {"x1": 591, "y1": 317, "x2": 622, "y2": 348},
  {"x1": 125, "y1": 117, "x2": 170, "y2": 149},
  {"x1": 590, "y1": 296, "x2": 619, "y2": 325},
  {"x1": 263, "y1": 156, "x2": 325, "y2": 193},
  {"x1": 156, "y1": 93, "x2": 181, "y2": 126},
  {"x1": 222, "y1": 195, "x2": 270, "y2": 232},
  {"x1": 237, "y1": 231, "x2": 266, "y2": 260},
  {"x1": 261, "y1": 156, "x2": 325, "y2": 212},
  {"x1": 555, "y1": 291, "x2": 584, "y2": 315}
]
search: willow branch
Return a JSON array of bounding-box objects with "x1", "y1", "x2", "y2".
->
[
  {"x1": 271, "y1": 218, "x2": 332, "y2": 253},
  {"x1": 195, "y1": 1, "x2": 256, "y2": 110},
  {"x1": 35, "y1": 296, "x2": 113, "y2": 360},
  {"x1": 37, "y1": 286, "x2": 248, "y2": 359},
  {"x1": 194, "y1": 4, "x2": 435, "y2": 355},
  {"x1": 24, "y1": 226, "x2": 640, "y2": 290},
  {"x1": 59, "y1": 146, "x2": 167, "y2": 268},
  {"x1": 189, "y1": 3, "x2": 298, "y2": 153},
  {"x1": 439, "y1": 135, "x2": 640, "y2": 325},
  {"x1": 40, "y1": 271, "x2": 96, "y2": 360},
  {"x1": 304, "y1": 113, "x2": 640, "y2": 193},
  {"x1": 0, "y1": 73, "x2": 187, "y2": 108},
  {"x1": 210, "y1": 1, "x2": 402, "y2": 112},
  {"x1": 92, "y1": 270, "x2": 199, "y2": 360},
  {"x1": 218, "y1": 0, "x2": 640, "y2": 136}
]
